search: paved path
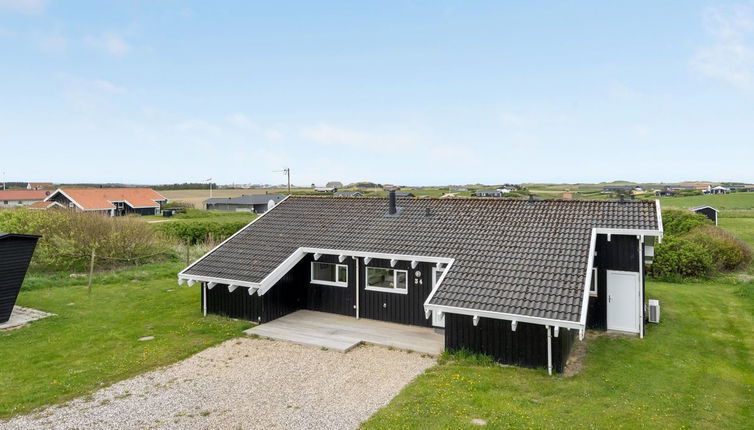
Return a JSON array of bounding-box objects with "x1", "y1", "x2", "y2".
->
[{"x1": 2, "y1": 338, "x2": 435, "y2": 430}]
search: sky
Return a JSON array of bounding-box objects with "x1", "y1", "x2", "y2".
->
[{"x1": 1, "y1": 1, "x2": 753, "y2": 186}]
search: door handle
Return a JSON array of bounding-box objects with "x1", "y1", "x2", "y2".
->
[{"x1": 608, "y1": 294, "x2": 612, "y2": 303}]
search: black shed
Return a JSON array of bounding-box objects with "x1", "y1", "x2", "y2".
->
[
  {"x1": 690, "y1": 206, "x2": 718, "y2": 225},
  {"x1": 0, "y1": 233, "x2": 40, "y2": 323}
]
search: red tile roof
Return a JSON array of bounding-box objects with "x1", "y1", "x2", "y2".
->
[
  {"x1": 48, "y1": 188, "x2": 167, "y2": 210},
  {"x1": 0, "y1": 190, "x2": 51, "y2": 200}
]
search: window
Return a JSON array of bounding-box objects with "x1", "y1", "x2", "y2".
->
[
  {"x1": 310, "y1": 262, "x2": 348, "y2": 287},
  {"x1": 590, "y1": 268, "x2": 598, "y2": 296},
  {"x1": 366, "y1": 267, "x2": 408, "y2": 294}
]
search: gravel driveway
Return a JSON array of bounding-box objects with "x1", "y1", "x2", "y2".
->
[{"x1": 3, "y1": 338, "x2": 435, "y2": 430}]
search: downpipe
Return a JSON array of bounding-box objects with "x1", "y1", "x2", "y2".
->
[{"x1": 547, "y1": 325, "x2": 553, "y2": 376}]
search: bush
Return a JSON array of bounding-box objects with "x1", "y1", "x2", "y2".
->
[
  {"x1": 685, "y1": 226, "x2": 752, "y2": 272},
  {"x1": 156, "y1": 220, "x2": 248, "y2": 244},
  {"x1": 0, "y1": 209, "x2": 172, "y2": 272},
  {"x1": 661, "y1": 209, "x2": 712, "y2": 236},
  {"x1": 651, "y1": 235, "x2": 714, "y2": 280},
  {"x1": 651, "y1": 210, "x2": 752, "y2": 280}
]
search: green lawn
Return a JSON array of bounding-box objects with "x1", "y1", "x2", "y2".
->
[
  {"x1": 720, "y1": 217, "x2": 754, "y2": 249},
  {"x1": 0, "y1": 261, "x2": 251, "y2": 418},
  {"x1": 141, "y1": 208, "x2": 256, "y2": 224},
  {"x1": 657, "y1": 192, "x2": 754, "y2": 211},
  {"x1": 363, "y1": 280, "x2": 754, "y2": 429}
]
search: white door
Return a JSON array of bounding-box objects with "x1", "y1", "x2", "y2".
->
[
  {"x1": 431, "y1": 268, "x2": 445, "y2": 328},
  {"x1": 606, "y1": 270, "x2": 641, "y2": 333}
]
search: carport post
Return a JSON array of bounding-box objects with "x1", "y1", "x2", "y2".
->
[
  {"x1": 353, "y1": 256, "x2": 360, "y2": 319},
  {"x1": 546, "y1": 325, "x2": 553, "y2": 376}
]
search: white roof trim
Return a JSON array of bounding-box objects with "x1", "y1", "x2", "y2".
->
[
  {"x1": 425, "y1": 303, "x2": 584, "y2": 331},
  {"x1": 689, "y1": 205, "x2": 718, "y2": 213},
  {"x1": 577, "y1": 229, "x2": 598, "y2": 329},
  {"x1": 655, "y1": 199, "x2": 664, "y2": 243}
]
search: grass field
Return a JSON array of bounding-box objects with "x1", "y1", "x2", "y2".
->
[
  {"x1": 0, "y1": 261, "x2": 251, "y2": 418},
  {"x1": 656, "y1": 192, "x2": 754, "y2": 211},
  {"x1": 140, "y1": 208, "x2": 256, "y2": 224},
  {"x1": 363, "y1": 279, "x2": 754, "y2": 429}
]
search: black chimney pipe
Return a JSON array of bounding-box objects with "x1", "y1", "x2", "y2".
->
[{"x1": 388, "y1": 190, "x2": 397, "y2": 215}]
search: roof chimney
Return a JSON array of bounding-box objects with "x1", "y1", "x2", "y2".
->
[
  {"x1": 388, "y1": 190, "x2": 397, "y2": 215},
  {"x1": 528, "y1": 194, "x2": 535, "y2": 203},
  {"x1": 619, "y1": 194, "x2": 626, "y2": 203},
  {"x1": 425, "y1": 207, "x2": 431, "y2": 217}
]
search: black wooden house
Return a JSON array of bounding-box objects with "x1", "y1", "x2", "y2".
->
[{"x1": 179, "y1": 193, "x2": 662, "y2": 373}]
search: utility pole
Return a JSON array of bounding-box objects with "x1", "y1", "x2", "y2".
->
[
  {"x1": 205, "y1": 177, "x2": 213, "y2": 198},
  {"x1": 274, "y1": 168, "x2": 291, "y2": 195}
]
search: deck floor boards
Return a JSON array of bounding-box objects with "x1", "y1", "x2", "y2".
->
[{"x1": 244, "y1": 310, "x2": 445, "y2": 355}]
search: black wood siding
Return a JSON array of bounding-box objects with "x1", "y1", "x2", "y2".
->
[
  {"x1": 360, "y1": 258, "x2": 433, "y2": 327},
  {"x1": 445, "y1": 314, "x2": 576, "y2": 373},
  {"x1": 305, "y1": 255, "x2": 356, "y2": 317},
  {"x1": 587, "y1": 234, "x2": 640, "y2": 329},
  {"x1": 204, "y1": 259, "x2": 307, "y2": 323},
  {"x1": 693, "y1": 207, "x2": 717, "y2": 224},
  {"x1": 0, "y1": 236, "x2": 39, "y2": 323}
]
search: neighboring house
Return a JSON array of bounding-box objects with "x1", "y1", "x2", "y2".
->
[
  {"x1": 334, "y1": 191, "x2": 363, "y2": 197},
  {"x1": 474, "y1": 190, "x2": 503, "y2": 197},
  {"x1": 179, "y1": 193, "x2": 662, "y2": 374},
  {"x1": 44, "y1": 188, "x2": 167, "y2": 216},
  {"x1": 654, "y1": 189, "x2": 676, "y2": 197},
  {"x1": 0, "y1": 190, "x2": 51, "y2": 208},
  {"x1": 496, "y1": 188, "x2": 512, "y2": 194},
  {"x1": 394, "y1": 191, "x2": 415, "y2": 198},
  {"x1": 27, "y1": 201, "x2": 65, "y2": 210},
  {"x1": 204, "y1": 194, "x2": 285, "y2": 213},
  {"x1": 706, "y1": 186, "x2": 730, "y2": 195},
  {"x1": 26, "y1": 182, "x2": 54, "y2": 190},
  {"x1": 314, "y1": 187, "x2": 337, "y2": 193},
  {"x1": 690, "y1": 206, "x2": 719, "y2": 225},
  {"x1": 0, "y1": 233, "x2": 40, "y2": 323}
]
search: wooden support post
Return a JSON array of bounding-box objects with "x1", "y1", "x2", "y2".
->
[{"x1": 87, "y1": 248, "x2": 96, "y2": 297}]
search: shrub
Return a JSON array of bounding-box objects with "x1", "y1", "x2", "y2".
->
[
  {"x1": 661, "y1": 209, "x2": 712, "y2": 236},
  {"x1": 156, "y1": 220, "x2": 248, "y2": 244},
  {"x1": 651, "y1": 235, "x2": 714, "y2": 280},
  {"x1": 685, "y1": 226, "x2": 752, "y2": 271},
  {"x1": 0, "y1": 208, "x2": 172, "y2": 272}
]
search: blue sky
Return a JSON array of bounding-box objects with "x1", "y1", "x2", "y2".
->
[{"x1": 1, "y1": 1, "x2": 753, "y2": 186}]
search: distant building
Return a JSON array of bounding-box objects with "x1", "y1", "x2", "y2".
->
[
  {"x1": 654, "y1": 189, "x2": 676, "y2": 197},
  {"x1": 0, "y1": 190, "x2": 51, "y2": 207},
  {"x1": 382, "y1": 185, "x2": 400, "y2": 191},
  {"x1": 326, "y1": 181, "x2": 343, "y2": 188},
  {"x1": 706, "y1": 186, "x2": 730, "y2": 195},
  {"x1": 314, "y1": 187, "x2": 337, "y2": 193},
  {"x1": 26, "y1": 182, "x2": 54, "y2": 190},
  {"x1": 690, "y1": 206, "x2": 718, "y2": 226},
  {"x1": 448, "y1": 186, "x2": 468, "y2": 192},
  {"x1": 394, "y1": 192, "x2": 415, "y2": 198},
  {"x1": 474, "y1": 190, "x2": 503, "y2": 197},
  {"x1": 496, "y1": 188, "x2": 512, "y2": 194},
  {"x1": 44, "y1": 188, "x2": 167, "y2": 216},
  {"x1": 334, "y1": 191, "x2": 363, "y2": 197},
  {"x1": 602, "y1": 185, "x2": 642, "y2": 193},
  {"x1": 204, "y1": 194, "x2": 285, "y2": 213}
]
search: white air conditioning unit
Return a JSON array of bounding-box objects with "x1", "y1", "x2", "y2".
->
[{"x1": 648, "y1": 299, "x2": 660, "y2": 323}]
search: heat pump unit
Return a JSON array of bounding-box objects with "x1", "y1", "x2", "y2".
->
[{"x1": 648, "y1": 299, "x2": 660, "y2": 323}]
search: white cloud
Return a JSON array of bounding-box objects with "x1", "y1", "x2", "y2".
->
[
  {"x1": 92, "y1": 80, "x2": 127, "y2": 94},
  {"x1": 86, "y1": 33, "x2": 132, "y2": 56},
  {"x1": 692, "y1": 5, "x2": 754, "y2": 90},
  {"x1": 301, "y1": 123, "x2": 424, "y2": 149},
  {"x1": 37, "y1": 33, "x2": 67, "y2": 54},
  {"x1": 0, "y1": 0, "x2": 49, "y2": 14}
]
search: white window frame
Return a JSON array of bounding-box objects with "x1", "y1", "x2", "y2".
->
[
  {"x1": 310, "y1": 261, "x2": 348, "y2": 287},
  {"x1": 365, "y1": 267, "x2": 408, "y2": 295},
  {"x1": 590, "y1": 267, "x2": 598, "y2": 296}
]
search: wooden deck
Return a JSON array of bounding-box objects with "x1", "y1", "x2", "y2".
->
[{"x1": 244, "y1": 310, "x2": 445, "y2": 355}]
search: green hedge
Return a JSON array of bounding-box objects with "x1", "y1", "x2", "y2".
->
[
  {"x1": 156, "y1": 220, "x2": 249, "y2": 244},
  {"x1": 651, "y1": 209, "x2": 752, "y2": 280}
]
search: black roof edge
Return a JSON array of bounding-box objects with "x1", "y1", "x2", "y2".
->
[{"x1": 0, "y1": 233, "x2": 42, "y2": 239}]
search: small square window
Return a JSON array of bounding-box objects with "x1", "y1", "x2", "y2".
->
[{"x1": 310, "y1": 261, "x2": 348, "y2": 287}]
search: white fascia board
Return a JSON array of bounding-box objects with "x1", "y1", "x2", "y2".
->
[
  {"x1": 178, "y1": 274, "x2": 260, "y2": 289},
  {"x1": 422, "y1": 258, "x2": 456, "y2": 309},
  {"x1": 255, "y1": 248, "x2": 308, "y2": 294},
  {"x1": 578, "y1": 229, "x2": 598, "y2": 328},
  {"x1": 119, "y1": 199, "x2": 159, "y2": 209},
  {"x1": 43, "y1": 189, "x2": 88, "y2": 210},
  {"x1": 594, "y1": 228, "x2": 662, "y2": 237},
  {"x1": 655, "y1": 199, "x2": 664, "y2": 243},
  {"x1": 178, "y1": 195, "x2": 291, "y2": 277},
  {"x1": 299, "y1": 247, "x2": 454, "y2": 266},
  {"x1": 424, "y1": 303, "x2": 584, "y2": 331}
]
